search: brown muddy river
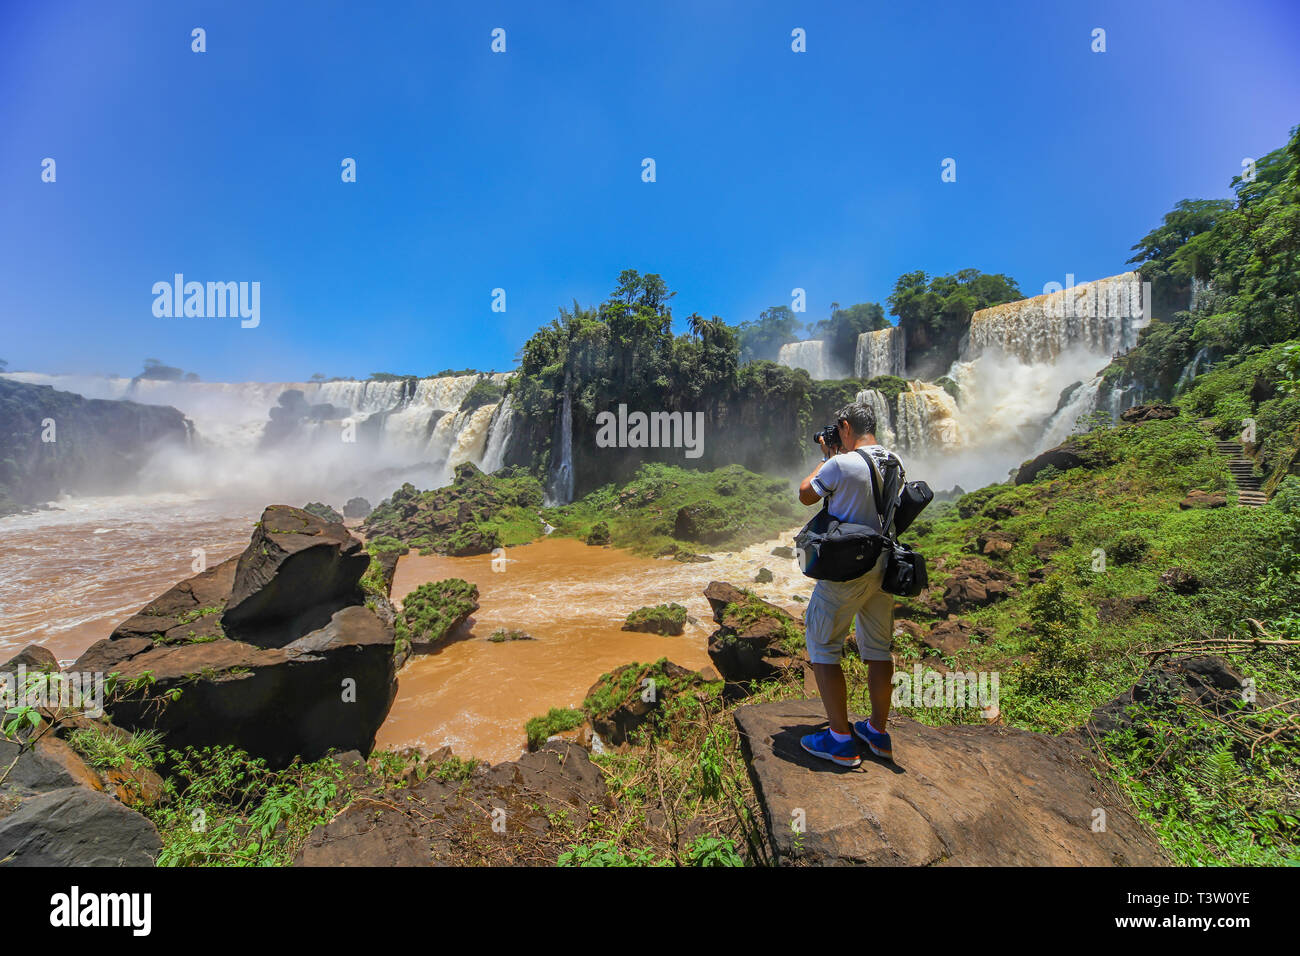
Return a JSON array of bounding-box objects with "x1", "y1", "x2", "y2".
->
[
  {"x1": 2, "y1": 495, "x2": 806, "y2": 764},
  {"x1": 376, "y1": 533, "x2": 807, "y2": 763},
  {"x1": 0, "y1": 495, "x2": 260, "y2": 662}
]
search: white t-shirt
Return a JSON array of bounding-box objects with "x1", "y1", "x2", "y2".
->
[{"x1": 809, "y1": 444, "x2": 905, "y2": 527}]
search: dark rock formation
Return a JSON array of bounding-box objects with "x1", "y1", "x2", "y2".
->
[
  {"x1": 1, "y1": 644, "x2": 60, "y2": 672},
  {"x1": 1030, "y1": 535, "x2": 1070, "y2": 560},
  {"x1": 0, "y1": 710, "x2": 167, "y2": 866},
  {"x1": 734, "y1": 698, "x2": 1164, "y2": 866},
  {"x1": 937, "y1": 558, "x2": 1014, "y2": 615},
  {"x1": 672, "y1": 550, "x2": 712, "y2": 563},
  {"x1": 1096, "y1": 594, "x2": 1152, "y2": 624},
  {"x1": 620, "y1": 603, "x2": 687, "y2": 636},
  {"x1": 343, "y1": 497, "x2": 373, "y2": 520},
  {"x1": 303, "y1": 501, "x2": 344, "y2": 523},
  {"x1": 294, "y1": 742, "x2": 610, "y2": 866},
  {"x1": 0, "y1": 377, "x2": 191, "y2": 515},
  {"x1": 703, "y1": 582, "x2": 801, "y2": 687},
  {"x1": 1014, "y1": 440, "x2": 1105, "y2": 485},
  {"x1": 1089, "y1": 655, "x2": 1257, "y2": 740},
  {"x1": 1179, "y1": 489, "x2": 1227, "y2": 509},
  {"x1": 921, "y1": 618, "x2": 985, "y2": 657},
  {"x1": 222, "y1": 505, "x2": 372, "y2": 646},
  {"x1": 1120, "y1": 403, "x2": 1179, "y2": 424},
  {"x1": 584, "y1": 661, "x2": 711, "y2": 746},
  {"x1": 1159, "y1": 567, "x2": 1201, "y2": 594},
  {"x1": 75, "y1": 505, "x2": 396, "y2": 768},
  {"x1": 975, "y1": 529, "x2": 1015, "y2": 558},
  {"x1": 0, "y1": 786, "x2": 162, "y2": 866}
]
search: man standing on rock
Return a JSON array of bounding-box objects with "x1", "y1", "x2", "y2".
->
[{"x1": 796, "y1": 401, "x2": 901, "y2": 767}]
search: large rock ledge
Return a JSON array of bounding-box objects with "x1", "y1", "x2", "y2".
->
[
  {"x1": 74, "y1": 505, "x2": 397, "y2": 768},
  {"x1": 734, "y1": 699, "x2": 1164, "y2": 866}
]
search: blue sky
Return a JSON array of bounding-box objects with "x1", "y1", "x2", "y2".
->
[{"x1": 2, "y1": 0, "x2": 1298, "y2": 382}]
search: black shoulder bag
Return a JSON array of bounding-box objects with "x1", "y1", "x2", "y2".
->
[
  {"x1": 793, "y1": 454, "x2": 889, "y2": 582},
  {"x1": 861, "y1": 452, "x2": 931, "y2": 597}
]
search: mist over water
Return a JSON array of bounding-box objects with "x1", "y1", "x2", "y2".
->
[
  {"x1": 5, "y1": 371, "x2": 513, "y2": 505},
  {"x1": 901, "y1": 346, "x2": 1112, "y2": 490}
]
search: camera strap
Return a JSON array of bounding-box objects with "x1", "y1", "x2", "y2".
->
[{"x1": 855, "y1": 448, "x2": 897, "y2": 539}]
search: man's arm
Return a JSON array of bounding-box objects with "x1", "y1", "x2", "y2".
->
[{"x1": 799, "y1": 438, "x2": 833, "y2": 506}]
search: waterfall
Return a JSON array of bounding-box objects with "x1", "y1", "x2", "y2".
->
[
  {"x1": 546, "y1": 388, "x2": 574, "y2": 505},
  {"x1": 964, "y1": 272, "x2": 1148, "y2": 365},
  {"x1": 1105, "y1": 381, "x2": 1145, "y2": 420},
  {"x1": 777, "y1": 340, "x2": 832, "y2": 379},
  {"x1": 3, "y1": 370, "x2": 514, "y2": 499},
  {"x1": 1038, "y1": 375, "x2": 1102, "y2": 449},
  {"x1": 894, "y1": 381, "x2": 961, "y2": 454},
  {"x1": 480, "y1": 395, "x2": 516, "y2": 473},
  {"x1": 1173, "y1": 347, "x2": 1212, "y2": 395},
  {"x1": 855, "y1": 326, "x2": 905, "y2": 379},
  {"x1": 854, "y1": 388, "x2": 896, "y2": 446},
  {"x1": 446, "y1": 402, "x2": 500, "y2": 470},
  {"x1": 1189, "y1": 277, "x2": 1213, "y2": 313}
]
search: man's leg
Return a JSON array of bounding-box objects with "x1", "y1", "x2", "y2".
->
[
  {"x1": 856, "y1": 563, "x2": 896, "y2": 737},
  {"x1": 867, "y1": 659, "x2": 894, "y2": 732},
  {"x1": 801, "y1": 581, "x2": 862, "y2": 766},
  {"x1": 811, "y1": 662, "x2": 851, "y2": 735},
  {"x1": 803, "y1": 580, "x2": 854, "y2": 732}
]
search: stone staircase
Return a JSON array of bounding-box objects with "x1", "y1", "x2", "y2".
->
[{"x1": 1201, "y1": 419, "x2": 1267, "y2": 507}]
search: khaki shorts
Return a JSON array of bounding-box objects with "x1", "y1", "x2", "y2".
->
[{"x1": 803, "y1": 554, "x2": 893, "y2": 664}]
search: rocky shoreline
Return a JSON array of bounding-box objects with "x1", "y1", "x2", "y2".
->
[{"x1": 0, "y1": 497, "x2": 1178, "y2": 866}]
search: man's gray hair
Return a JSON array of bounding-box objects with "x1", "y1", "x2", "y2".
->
[{"x1": 836, "y1": 401, "x2": 877, "y2": 437}]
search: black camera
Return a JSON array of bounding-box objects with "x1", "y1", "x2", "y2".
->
[{"x1": 813, "y1": 423, "x2": 841, "y2": 448}]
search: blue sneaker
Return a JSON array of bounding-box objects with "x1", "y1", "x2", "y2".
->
[
  {"x1": 800, "y1": 729, "x2": 861, "y2": 768},
  {"x1": 852, "y1": 720, "x2": 893, "y2": 761}
]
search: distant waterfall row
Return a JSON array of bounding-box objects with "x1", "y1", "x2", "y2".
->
[{"x1": 3, "y1": 371, "x2": 519, "y2": 492}]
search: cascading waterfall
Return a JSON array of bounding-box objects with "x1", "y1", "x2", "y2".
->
[
  {"x1": 1173, "y1": 347, "x2": 1212, "y2": 395},
  {"x1": 1189, "y1": 277, "x2": 1213, "y2": 313},
  {"x1": 546, "y1": 388, "x2": 575, "y2": 505},
  {"x1": 480, "y1": 395, "x2": 516, "y2": 473},
  {"x1": 1039, "y1": 375, "x2": 1103, "y2": 449},
  {"x1": 875, "y1": 273, "x2": 1151, "y2": 487},
  {"x1": 777, "y1": 340, "x2": 832, "y2": 380},
  {"x1": 964, "y1": 272, "x2": 1147, "y2": 365},
  {"x1": 894, "y1": 382, "x2": 961, "y2": 454},
  {"x1": 854, "y1": 388, "x2": 896, "y2": 446},
  {"x1": 446, "y1": 402, "x2": 501, "y2": 470},
  {"x1": 855, "y1": 326, "x2": 905, "y2": 379}
]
